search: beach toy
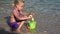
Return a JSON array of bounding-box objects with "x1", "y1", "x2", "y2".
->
[{"x1": 27, "y1": 15, "x2": 36, "y2": 30}]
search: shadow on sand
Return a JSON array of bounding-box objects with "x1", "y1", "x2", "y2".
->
[
  {"x1": 4, "y1": 16, "x2": 11, "y2": 27},
  {"x1": 0, "y1": 27, "x2": 20, "y2": 34}
]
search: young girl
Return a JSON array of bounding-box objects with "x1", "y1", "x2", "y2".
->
[{"x1": 10, "y1": 0, "x2": 30, "y2": 32}]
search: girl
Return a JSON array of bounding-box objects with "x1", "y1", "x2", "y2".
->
[{"x1": 10, "y1": 0, "x2": 30, "y2": 32}]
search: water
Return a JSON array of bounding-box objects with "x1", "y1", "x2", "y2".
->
[{"x1": 0, "y1": 0, "x2": 60, "y2": 34}]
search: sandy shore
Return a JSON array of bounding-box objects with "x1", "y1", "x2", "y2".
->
[{"x1": 0, "y1": 0, "x2": 60, "y2": 34}]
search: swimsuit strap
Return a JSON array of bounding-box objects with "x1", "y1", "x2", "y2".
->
[
  {"x1": 13, "y1": 10, "x2": 20, "y2": 20},
  {"x1": 18, "y1": 10, "x2": 20, "y2": 16}
]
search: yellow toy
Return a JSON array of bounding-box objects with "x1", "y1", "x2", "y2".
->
[{"x1": 27, "y1": 14, "x2": 36, "y2": 30}]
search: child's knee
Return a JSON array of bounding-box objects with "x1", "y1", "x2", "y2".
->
[{"x1": 22, "y1": 21, "x2": 25, "y2": 23}]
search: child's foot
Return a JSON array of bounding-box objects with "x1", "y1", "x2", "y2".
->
[{"x1": 16, "y1": 29, "x2": 20, "y2": 33}]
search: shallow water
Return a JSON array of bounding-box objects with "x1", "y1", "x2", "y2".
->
[{"x1": 0, "y1": 0, "x2": 60, "y2": 34}]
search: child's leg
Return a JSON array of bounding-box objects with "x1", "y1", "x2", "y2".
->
[{"x1": 17, "y1": 21, "x2": 25, "y2": 32}]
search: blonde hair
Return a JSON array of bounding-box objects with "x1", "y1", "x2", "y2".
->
[{"x1": 12, "y1": 0, "x2": 24, "y2": 7}]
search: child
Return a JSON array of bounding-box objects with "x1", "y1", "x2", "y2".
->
[{"x1": 10, "y1": 0, "x2": 30, "y2": 32}]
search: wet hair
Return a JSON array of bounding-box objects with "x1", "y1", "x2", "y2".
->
[{"x1": 12, "y1": 0, "x2": 25, "y2": 7}]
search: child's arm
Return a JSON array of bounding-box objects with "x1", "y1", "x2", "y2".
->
[{"x1": 13, "y1": 9, "x2": 29, "y2": 20}]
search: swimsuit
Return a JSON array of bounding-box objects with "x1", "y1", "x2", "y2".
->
[
  {"x1": 10, "y1": 22, "x2": 18, "y2": 28},
  {"x1": 10, "y1": 10, "x2": 27, "y2": 28},
  {"x1": 14, "y1": 10, "x2": 27, "y2": 22}
]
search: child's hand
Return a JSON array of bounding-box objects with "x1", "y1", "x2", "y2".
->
[
  {"x1": 28, "y1": 15, "x2": 33, "y2": 18},
  {"x1": 23, "y1": 15, "x2": 31, "y2": 19},
  {"x1": 23, "y1": 16, "x2": 30, "y2": 19}
]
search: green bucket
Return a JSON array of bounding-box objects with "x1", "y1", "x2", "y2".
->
[{"x1": 27, "y1": 17, "x2": 36, "y2": 29}]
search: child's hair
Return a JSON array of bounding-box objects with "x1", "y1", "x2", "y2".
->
[{"x1": 12, "y1": 0, "x2": 25, "y2": 7}]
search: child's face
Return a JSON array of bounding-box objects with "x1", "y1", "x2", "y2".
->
[{"x1": 16, "y1": 3, "x2": 24, "y2": 10}]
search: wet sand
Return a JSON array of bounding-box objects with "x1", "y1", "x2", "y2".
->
[{"x1": 0, "y1": 0, "x2": 60, "y2": 34}]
